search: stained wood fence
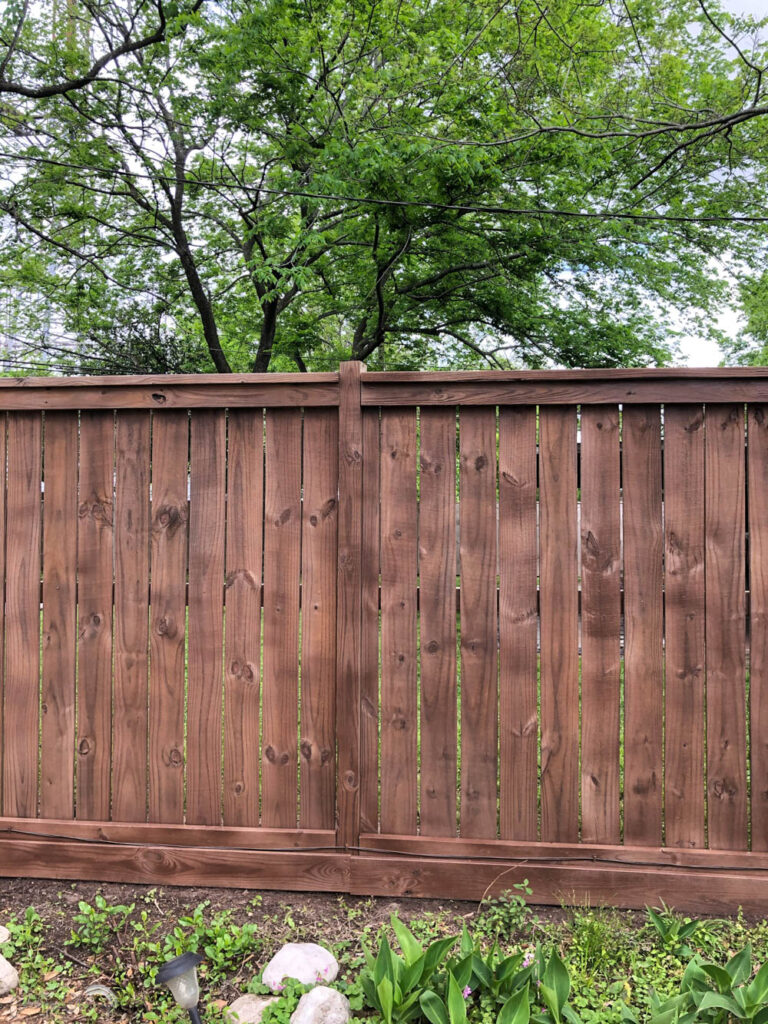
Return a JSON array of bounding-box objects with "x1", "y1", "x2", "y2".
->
[{"x1": 4, "y1": 364, "x2": 768, "y2": 913}]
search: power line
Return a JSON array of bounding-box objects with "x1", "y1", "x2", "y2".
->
[{"x1": 1, "y1": 149, "x2": 767, "y2": 226}]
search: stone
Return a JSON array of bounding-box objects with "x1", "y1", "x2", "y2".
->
[
  {"x1": 225, "y1": 994, "x2": 279, "y2": 1023},
  {"x1": 0, "y1": 955, "x2": 19, "y2": 996},
  {"x1": 290, "y1": 986, "x2": 351, "y2": 1024},
  {"x1": 0, "y1": 926, "x2": 9, "y2": 945},
  {"x1": 262, "y1": 943, "x2": 338, "y2": 989}
]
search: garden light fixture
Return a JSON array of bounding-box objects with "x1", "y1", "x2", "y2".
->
[{"x1": 156, "y1": 951, "x2": 204, "y2": 1023}]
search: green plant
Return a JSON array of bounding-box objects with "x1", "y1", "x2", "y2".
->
[
  {"x1": 360, "y1": 914, "x2": 458, "y2": 1024},
  {"x1": 475, "y1": 883, "x2": 537, "y2": 946},
  {"x1": 68, "y1": 893, "x2": 135, "y2": 953},
  {"x1": 646, "y1": 906, "x2": 705, "y2": 960},
  {"x1": 622, "y1": 945, "x2": 768, "y2": 1024}
]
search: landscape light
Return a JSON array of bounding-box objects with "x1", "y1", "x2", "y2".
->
[{"x1": 156, "y1": 951, "x2": 204, "y2": 1024}]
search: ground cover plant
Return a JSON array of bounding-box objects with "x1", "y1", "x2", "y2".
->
[{"x1": 3, "y1": 880, "x2": 768, "y2": 1023}]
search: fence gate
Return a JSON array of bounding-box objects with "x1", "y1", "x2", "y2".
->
[{"x1": 3, "y1": 363, "x2": 768, "y2": 914}]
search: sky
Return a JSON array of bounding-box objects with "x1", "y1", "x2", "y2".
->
[{"x1": 679, "y1": 0, "x2": 765, "y2": 365}]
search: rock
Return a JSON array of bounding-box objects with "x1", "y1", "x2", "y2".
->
[
  {"x1": 225, "y1": 994, "x2": 279, "y2": 1023},
  {"x1": 0, "y1": 955, "x2": 19, "y2": 996},
  {"x1": 262, "y1": 944, "x2": 338, "y2": 989},
  {"x1": 0, "y1": 926, "x2": 9, "y2": 945},
  {"x1": 290, "y1": 986, "x2": 351, "y2": 1024}
]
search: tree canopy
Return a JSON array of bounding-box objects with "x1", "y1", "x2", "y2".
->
[{"x1": 0, "y1": 0, "x2": 766, "y2": 373}]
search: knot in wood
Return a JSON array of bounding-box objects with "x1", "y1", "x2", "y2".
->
[
  {"x1": 168, "y1": 748, "x2": 183, "y2": 767},
  {"x1": 156, "y1": 504, "x2": 185, "y2": 536},
  {"x1": 233, "y1": 781, "x2": 245, "y2": 795},
  {"x1": 78, "y1": 737, "x2": 91, "y2": 756},
  {"x1": 264, "y1": 745, "x2": 277, "y2": 763},
  {"x1": 426, "y1": 640, "x2": 439, "y2": 654},
  {"x1": 320, "y1": 747, "x2": 332, "y2": 765},
  {"x1": 157, "y1": 615, "x2": 176, "y2": 638},
  {"x1": 475, "y1": 455, "x2": 487, "y2": 471},
  {"x1": 151, "y1": 392, "x2": 167, "y2": 404},
  {"x1": 275, "y1": 507, "x2": 292, "y2": 527},
  {"x1": 300, "y1": 740, "x2": 313, "y2": 760}
]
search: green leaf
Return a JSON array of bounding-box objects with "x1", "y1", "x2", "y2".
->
[
  {"x1": 377, "y1": 976, "x2": 395, "y2": 1024},
  {"x1": 497, "y1": 986, "x2": 531, "y2": 1024},
  {"x1": 747, "y1": 961, "x2": 768, "y2": 1008},
  {"x1": 391, "y1": 916, "x2": 424, "y2": 966},
  {"x1": 446, "y1": 972, "x2": 468, "y2": 1024},
  {"x1": 422, "y1": 936, "x2": 458, "y2": 983},
  {"x1": 726, "y1": 945, "x2": 752, "y2": 986},
  {"x1": 420, "y1": 990, "x2": 450, "y2": 1024},
  {"x1": 374, "y1": 936, "x2": 392, "y2": 986},
  {"x1": 543, "y1": 950, "x2": 570, "y2": 1015},
  {"x1": 700, "y1": 962, "x2": 734, "y2": 993},
  {"x1": 460, "y1": 923, "x2": 474, "y2": 956},
  {"x1": 697, "y1": 991, "x2": 744, "y2": 1017}
]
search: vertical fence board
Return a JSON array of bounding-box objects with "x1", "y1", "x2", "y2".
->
[
  {"x1": 336, "y1": 363, "x2": 364, "y2": 849},
  {"x1": 4, "y1": 413, "x2": 42, "y2": 817},
  {"x1": 419, "y1": 408, "x2": 458, "y2": 836},
  {"x1": 664, "y1": 405, "x2": 706, "y2": 849},
  {"x1": 623, "y1": 405, "x2": 663, "y2": 845},
  {"x1": 223, "y1": 410, "x2": 263, "y2": 828},
  {"x1": 40, "y1": 413, "x2": 77, "y2": 820},
  {"x1": 459, "y1": 408, "x2": 498, "y2": 839},
  {"x1": 539, "y1": 406, "x2": 578, "y2": 842},
  {"x1": 498, "y1": 407, "x2": 538, "y2": 841},
  {"x1": 380, "y1": 408, "x2": 418, "y2": 835},
  {"x1": 580, "y1": 406, "x2": 621, "y2": 845},
  {"x1": 262, "y1": 408, "x2": 302, "y2": 828},
  {"x1": 0, "y1": 417, "x2": 5, "y2": 815},
  {"x1": 300, "y1": 408, "x2": 339, "y2": 830},
  {"x1": 706, "y1": 403, "x2": 747, "y2": 850},
  {"x1": 112, "y1": 412, "x2": 150, "y2": 823},
  {"x1": 76, "y1": 412, "x2": 114, "y2": 821},
  {"x1": 148, "y1": 412, "x2": 188, "y2": 824},
  {"x1": 186, "y1": 410, "x2": 226, "y2": 826},
  {"x1": 749, "y1": 406, "x2": 768, "y2": 850},
  {"x1": 360, "y1": 408, "x2": 380, "y2": 835}
]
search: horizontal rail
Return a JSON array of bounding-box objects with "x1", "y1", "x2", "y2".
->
[
  {"x1": 362, "y1": 374, "x2": 768, "y2": 405},
  {"x1": 0, "y1": 818, "x2": 337, "y2": 850},
  {"x1": 3, "y1": 835, "x2": 768, "y2": 913},
  {"x1": 0, "y1": 374, "x2": 339, "y2": 409}
]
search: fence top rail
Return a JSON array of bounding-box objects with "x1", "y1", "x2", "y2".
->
[
  {"x1": 0, "y1": 372, "x2": 340, "y2": 410},
  {"x1": 361, "y1": 366, "x2": 768, "y2": 405}
]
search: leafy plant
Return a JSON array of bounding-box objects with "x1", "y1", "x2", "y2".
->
[
  {"x1": 475, "y1": 883, "x2": 537, "y2": 946},
  {"x1": 359, "y1": 915, "x2": 458, "y2": 1024},
  {"x1": 646, "y1": 906, "x2": 711, "y2": 960},
  {"x1": 68, "y1": 893, "x2": 135, "y2": 953}
]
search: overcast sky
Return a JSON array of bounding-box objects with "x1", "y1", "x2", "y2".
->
[{"x1": 679, "y1": 0, "x2": 765, "y2": 365}]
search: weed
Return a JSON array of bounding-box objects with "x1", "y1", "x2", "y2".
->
[{"x1": 474, "y1": 882, "x2": 537, "y2": 946}]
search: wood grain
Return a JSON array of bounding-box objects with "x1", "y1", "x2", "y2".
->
[
  {"x1": 705, "y1": 404, "x2": 747, "y2": 850},
  {"x1": 418, "y1": 408, "x2": 457, "y2": 836},
  {"x1": 76, "y1": 412, "x2": 114, "y2": 821},
  {"x1": 498, "y1": 407, "x2": 538, "y2": 840},
  {"x1": 336, "y1": 363, "x2": 364, "y2": 850},
  {"x1": 360, "y1": 407, "x2": 380, "y2": 835},
  {"x1": 664, "y1": 405, "x2": 706, "y2": 849},
  {"x1": 300, "y1": 408, "x2": 339, "y2": 830},
  {"x1": 223, "y1": 410, "x2": 263, "y2": 828},
  {"x1": 40, "y1": 413, "x2": 78, "y2": 820},
  {"x1": 459, "y1": 408, "x2": 498, "y2": 839},
  {"x1": 580, "y1": 406, "x2": 621, "y2": 845},
  {"x1": 4, "y1": 413, "x2": 42, "y2": 818},
  {"x1": 112, "y1": 412, "x2": 151, "y2": 822},
  {"x1": 622, "y1": 406, "x2": 663, "y2": 845},
  {"x1": 380, "y1": 408, "x2": 418, "y2": 835},
  {"x1": 749, "y1": 405, "x2": 768, "y2": 851},
  {"x1": 187, "y1": 410, "x2": 226, "y2": 826},
  {"x1": 538, "y1": 406, "x2": 579, "y2": 842},
  {"x1": 262, "y1": 408, "x2": 302, "y2": 828},
  {"x1": 148, "y1": 412, "x2": 188, "y2": 824}
]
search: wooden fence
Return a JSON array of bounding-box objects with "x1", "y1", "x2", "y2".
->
[{"x1": 4, "y1": 363, "x2": 768, "y2": 912}]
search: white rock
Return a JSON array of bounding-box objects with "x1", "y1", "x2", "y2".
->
[
  {"x1": 225, "y1": 994, "x2": 279, "y2": 1023},
  {"x1": 0, "y1": 954, "x2": 19, "y2": 996},
  {"x1": 290, "y1": 986, "x2": 351, "y2": 1024},
  {"x1": 0, "y1": 926, "x2": 9, "y2": 945},
  {"x1": 262, "y1": 944, "x2": 338, "y2": 990}
]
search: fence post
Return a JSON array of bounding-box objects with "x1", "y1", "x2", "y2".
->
[{"x1": 336, "y1": 361, "x2": 364, "y2": 854}]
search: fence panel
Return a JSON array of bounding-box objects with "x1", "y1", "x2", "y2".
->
[{"x1": 5, "y1": 368, "x2": 768, "y2": 912}]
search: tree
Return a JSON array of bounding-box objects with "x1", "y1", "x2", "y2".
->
[{"x1": 1, "y1": 0, "x2": 766, "y2": 373}]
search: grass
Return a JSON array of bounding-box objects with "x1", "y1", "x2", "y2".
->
[{"x1": 2, "y1": 881, "x2": 768, "y2": 1023}]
